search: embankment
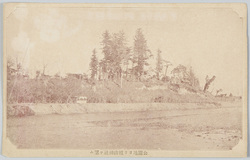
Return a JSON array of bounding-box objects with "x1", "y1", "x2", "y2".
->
[{"x1": 7, "y1": 101, "x2": 241, "y2": 117}]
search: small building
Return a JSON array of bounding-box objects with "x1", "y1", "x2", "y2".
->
[{"x1": 76, "y1": 96, "x2": 88, "y2": 104}]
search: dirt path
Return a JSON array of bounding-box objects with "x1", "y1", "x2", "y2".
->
[{"x1": 7, "y1": 105, "x2": 242, "y2": 150}]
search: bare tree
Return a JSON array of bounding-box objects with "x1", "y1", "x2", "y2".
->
[
  {"x1": 203, "y1": 75, "x2": 216, "y2": 92},
  {"x1": 42, "y1": 62, "x2": 48, "y2": 76}
]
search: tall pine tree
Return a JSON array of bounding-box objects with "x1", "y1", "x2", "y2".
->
[
  {"x1": 132, "y1": 28, "x2": 151, "y2": 80},
  {"x1": 100, "y1": 30, "x2": 130, "y2": 81},
  {"x1": 100, "y1": 30, "x2": 112, "y2": 80},
  {"x1": 111, "y1": 31, "x2": 130, "y2": 79},
  {"x1": 90, "y1": 49, "x2": 98, "y2": 80}
]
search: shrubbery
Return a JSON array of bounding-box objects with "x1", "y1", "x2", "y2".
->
[{"x1": 7, "y1": 74, "x2": 215, "y2": 104}]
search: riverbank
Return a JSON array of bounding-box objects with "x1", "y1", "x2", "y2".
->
[{"x1": 7, "y1": 103, "x2": 242, "y2": 150}]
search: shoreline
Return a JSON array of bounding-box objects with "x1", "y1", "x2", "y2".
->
[{"x1": 7, "y1": 101, "x2": 241, "y2": 117}]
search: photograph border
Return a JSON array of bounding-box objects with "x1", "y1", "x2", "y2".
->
[{"x1": 1, "y1": 2, "x2": 249, "y2": 158}]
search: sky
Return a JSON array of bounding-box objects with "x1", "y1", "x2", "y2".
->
[{"x1": 5, "y1": 4, "x2": 245, "y2": 96}]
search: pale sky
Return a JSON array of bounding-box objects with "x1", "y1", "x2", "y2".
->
[{"x1": 5, "y1": 4, "x2": 245, "y2": 96}]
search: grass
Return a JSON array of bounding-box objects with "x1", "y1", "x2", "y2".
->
[
  {"x1": 81, "y1": 80, "x2": 217, "y2": 104},
  {"x1": 7, "y1": 76, "x2": 222, "y2": 104}
]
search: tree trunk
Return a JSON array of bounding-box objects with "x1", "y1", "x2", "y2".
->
[
  {"x1": 120, "y1": 72, "x2": 123, "y2": 88},
  {"x1": 203, "y1": 76, "x2": 216, "y2": 92},
  {"x1": 125, "y1": 64, "x2": 128, "y2": 78},
  {"x1": 164, "y1": 66, "x2": 168, "y2": 78}
]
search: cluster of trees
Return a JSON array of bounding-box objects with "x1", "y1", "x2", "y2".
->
[
  {"x1": 89, "y1": 28, "x2": 202, "y2": 89},
  {"x1": 90, "y1": 28, "x2": 152, "y2": 82}
]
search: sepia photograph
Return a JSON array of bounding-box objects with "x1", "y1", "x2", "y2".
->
[{"x1": 2, "y1": 3, "x2": 248, "y2": 157}]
